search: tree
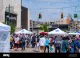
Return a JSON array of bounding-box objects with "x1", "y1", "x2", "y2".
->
[
  {"x1": 40, "y1": 23, "x2": 49, "y2": 32},
  {"x1": 10, "y1": 23, "x2": 16, "y2": 34},
  {"x1": 2, "y1": 21, "x2": 16, "y2": 34}
]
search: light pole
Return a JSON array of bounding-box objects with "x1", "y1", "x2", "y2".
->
[
  {"x1": 37, "y1": 12, "x2": 42, "y2": 35},
  {"x1": 8, "y1": 4, "x2": 10, "y2": 25},
  {"x1": 6, "y1": 4, "x2": 10, "y2": 25},
  {"x1": 31, "y1": 20, "x2": 33, "y2": 32},
  {"x1": 74, "y1": 6, "x2": 78, "y2": 31}
]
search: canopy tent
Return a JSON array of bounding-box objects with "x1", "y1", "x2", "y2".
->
[
  {"x1": 0, "y1": 22, "x2": 10, "y2": 52},
  {"x1": 68, "y1": 31, "x2": 80, "y2": 35},
  {"x1": 15, "y1": 29, "x2": 33, "y2": 34},
  {"x1": 48, "y1": 28, "x2": 67, "y2": 35}
]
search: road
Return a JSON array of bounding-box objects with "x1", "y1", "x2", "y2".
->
[
  {"x1": 10, "y1": 47, "x2": 55, "y2": 53},
  {"x1": 10, "y1": 48, "x2": 39, "y2": 53}
]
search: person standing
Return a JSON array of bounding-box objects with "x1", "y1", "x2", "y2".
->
[
  {"x1": 67, "y1": 38, "x2": 75, "y2": 53},
  {"x1": 61, "y1": 37, "x2": 69, "y2": 53},
  {"x1": 31, "y1": 34, "x2": 36, "y2": 48},
  {"x1": 25, "y1": 34, "x2": 28, "y2": 48},
  {"x1": 39, "y1": 35, "x2": 46, "y2": 52},
  {"x1": 26, "y1": 35, "x2": 30, "y2": 48},
  {"x1": 54, "y1": 36, "x2": 62, "y2": 53},
  {"x1": 10, "y1": 36, "x2": 13, "y2": 49},
  {"x1": 14, "y1": 35, "x2": 19, "y2": 51},
  {"x1": 34, "y1": 35, "x2": 40, "y2": 51},
  {"x1": 73, "y1": 36, "x2": 79, "y2": 53},
  {"x1": 76, "y1": 37, "x2": 80, "y2": 53},
  {"x1": 49, "y1": 37, "x2": 53, "y2": 52},
  {"x1": 44, "y1": 35, "x2": 50, "y2": 53},
  {"x1": 20, "y1": 34, "x2": 26, "y2": 51}
]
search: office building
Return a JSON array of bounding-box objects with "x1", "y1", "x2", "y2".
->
[
  {"x1": 0, "y1": 0, "x2": 21, "y2": 31},
  {"x1": 21, "y1": 6, "x2": 30, "y2": 30}
]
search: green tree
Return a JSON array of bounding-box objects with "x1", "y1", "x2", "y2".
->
[
  {"x1": 40, "y1": 23, "x2": 49, "y2": 32},
  {"x1": 10, "y1": 23, "x2": 16, "y2": 34},
  {"x1": 2, "y1": 21, "x2": 16, "y2": 34}
]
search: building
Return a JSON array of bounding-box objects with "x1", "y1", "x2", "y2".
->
[
  {"x1": 30, "y1": 20, "x2": 43, "y2": 34},
  {"x1": 49, "y1": 24, "x2": 69, "y2": 31},
  {"x1": 54, "y1": 18, "x2": 71, "y2": 24},
  {"x1": 0, "y1": 0, "x2": 21, "y2": 31},
  {"x1": 21, "y1": 6, "x2": 30, "y2": 30}
]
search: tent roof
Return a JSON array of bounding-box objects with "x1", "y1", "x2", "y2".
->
[
  {"x1": 0, "y1": 23, "x2": 10, "y2": 31},
  {"x1": 68, "y1": 32, "x2": 80, "y2": 35},
  {"x1": 0, "y1": 23, "x2": 10, "y2": 27},
  {"x1": 15, "y1": 29, "x2": 33, "y2": 34},
  {"x1": 48, "y1": 28, "x2": 67, "y2": 35}
]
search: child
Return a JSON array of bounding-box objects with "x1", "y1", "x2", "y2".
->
[
  {"x1": 49, "y1": 37, "x2": 53, "y2": 52},
  {"x1": 49, "y1": 44, "x2": 53, "y2": 52}
]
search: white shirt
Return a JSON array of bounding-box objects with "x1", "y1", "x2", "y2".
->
[
  {"x1": 14, "y1": 37, "x2": 19, "y2": 43},
  {"x1": 39, "y1": 37, "x2": 46, "y2": 46}
]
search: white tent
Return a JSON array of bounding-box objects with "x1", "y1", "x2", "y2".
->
[
  {"x1": 48, "y1": 28, "x2": 67, "y2": 35},
  {"x1": 68, "y1": 32, "x2": 80, "y2": 35},
  {"x1": 0, "y1": 23, "x2": 10, "y2": 52},
  {"x1": 15, "y1": 29, "x2": 33, "y2": 34}
]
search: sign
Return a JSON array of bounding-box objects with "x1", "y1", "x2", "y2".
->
[
  {"x1": 10, "y1": 17, "x2": 16, "y2": 20},
  {"x1": 55, "y1": 30, "x2": 59, "y2": 32},
  {"x1": 74, "y1": 14, "x2": 78, "y2": 18}
]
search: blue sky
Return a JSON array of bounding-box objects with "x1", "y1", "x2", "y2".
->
[{"x1": 22, "y1": 0, "x2": 80, "y2": 22}]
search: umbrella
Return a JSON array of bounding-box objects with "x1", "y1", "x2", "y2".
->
[{"x1": 40, "y1": 32, "x2": 48, "y2": 35}]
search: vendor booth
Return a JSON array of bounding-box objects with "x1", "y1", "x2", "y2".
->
[
  {"x1": 15, "y1": 29, "x2": 33, "y2": 34},
  {"x1": 0, "y1": 23, "x2": 10, "y2": 52},
  {"x1": 68, "y1": 32, "x2": 80, "y2": 35},
  {"x1": 48, "y1": 28, "x2": 67, "y2": 35}
]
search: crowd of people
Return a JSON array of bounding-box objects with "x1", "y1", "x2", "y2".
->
[{"x1": 10, "y1": 33, "x2": 80, "y2": 53}]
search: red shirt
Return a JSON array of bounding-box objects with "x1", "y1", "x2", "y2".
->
[{"x1": 50, "y1": 38, "x2": 53, "y2": 43}]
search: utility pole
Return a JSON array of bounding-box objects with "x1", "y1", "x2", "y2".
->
[{"x1": 74, "y1": 6, "x2": 78, "y2": 32}]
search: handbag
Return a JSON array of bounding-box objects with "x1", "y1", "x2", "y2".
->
[{"x1": 17, "y1": 41, "x2": 20, "y2": 44}]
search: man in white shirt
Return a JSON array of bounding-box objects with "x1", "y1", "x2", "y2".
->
[
  {"x1": 14, "y1": 35, "x2": 20, "y2": 51},
  {"x1": 39, "y1": 35, "x2": 46, "y2": 52}
]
